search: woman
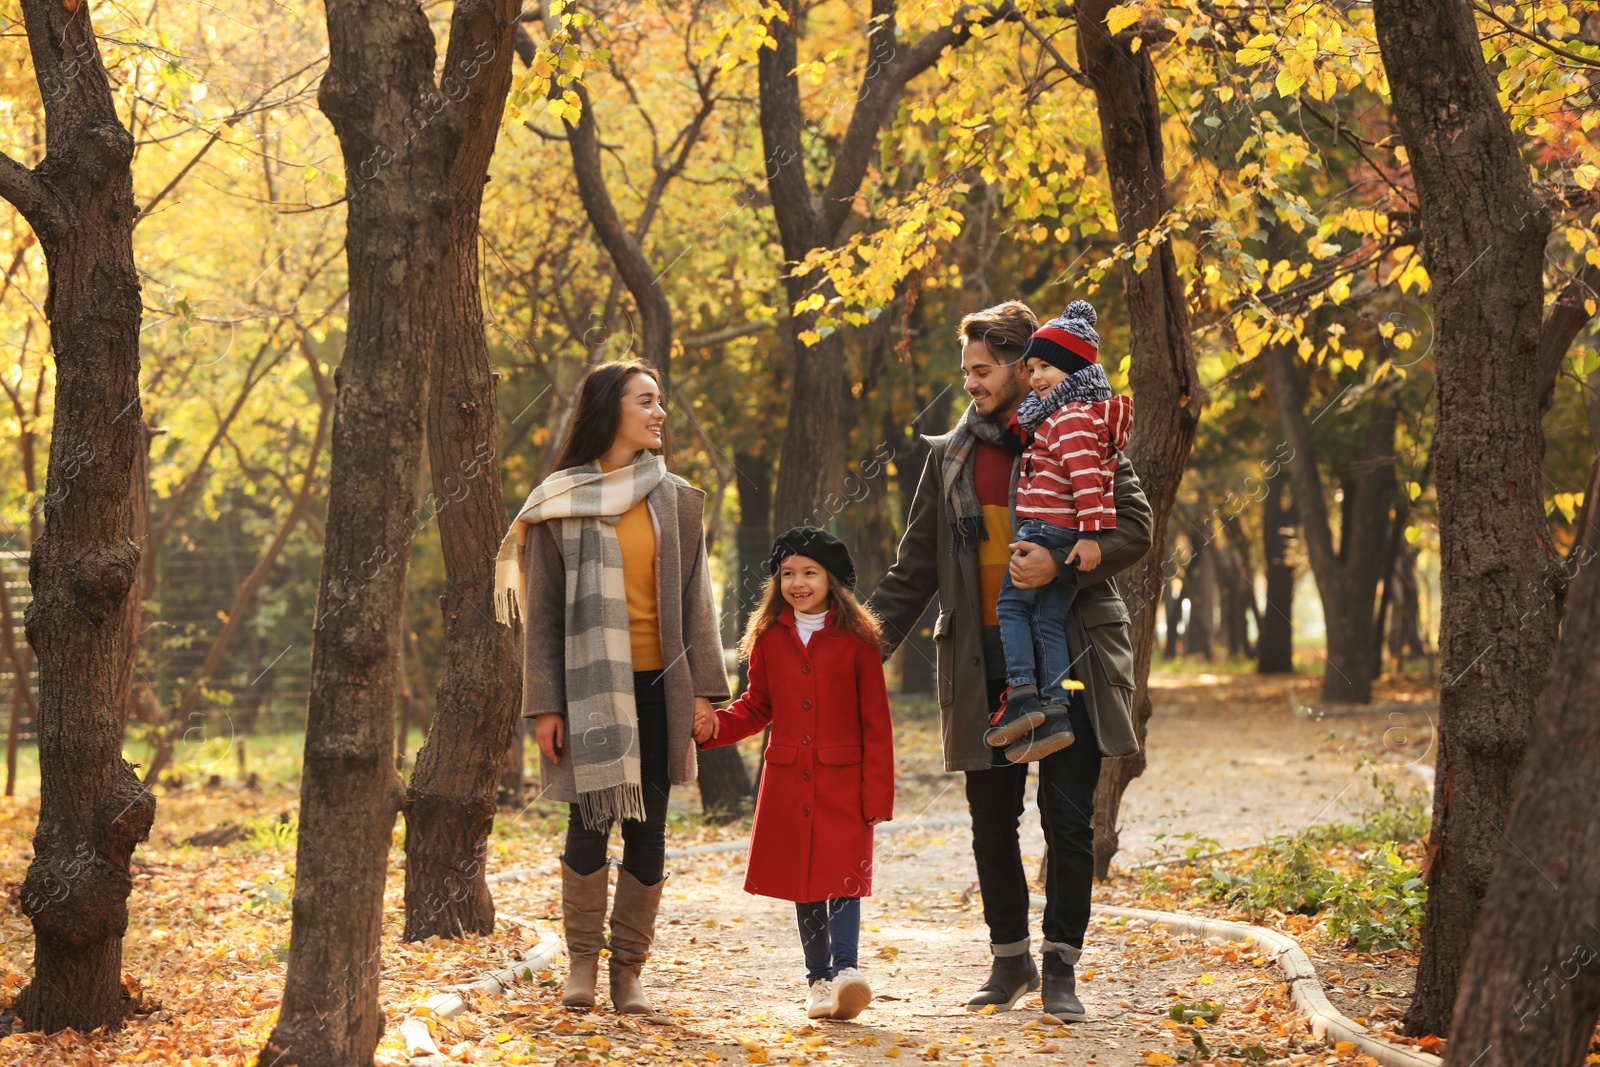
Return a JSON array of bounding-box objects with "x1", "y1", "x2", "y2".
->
[{"x1": 493, "y1": 359, "x2": 729, "y2": 1015}]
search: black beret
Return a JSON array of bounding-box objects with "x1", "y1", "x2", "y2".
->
[{"x1": 766, "y1": 527, "x2": 857, "y2": 591}]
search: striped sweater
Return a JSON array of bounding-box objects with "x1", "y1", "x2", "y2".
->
[{"x1": 1015, "y1": 394, "x2": 1134, "y2": 534}]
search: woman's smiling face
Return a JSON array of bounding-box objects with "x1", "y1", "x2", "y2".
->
[
  {"x1": 779, "y1": 554, "x2": 829, "y2": 613},
  {"x1": 613, "y1": 372, "x2": 666, "y2": 455}
]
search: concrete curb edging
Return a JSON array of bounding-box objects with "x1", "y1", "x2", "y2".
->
[
  {"x1": 400, "y1": 928, "x2": 561, "y2": 1066},
  {"x1": 1050, "y1": 899, "x2": 1440, "y2": 1067}
]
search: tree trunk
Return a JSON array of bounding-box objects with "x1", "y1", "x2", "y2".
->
[
  {"x1": 400, "y1": 0, "x2": 521, "y2": 945},
  {"x1": 1216, "y1": 529, "x2": 1252, "y2": 660},
  {"x1": 1162, "y1": 525, "x2": 1184, "y2": 658},
  {"x1": 1388, "y1": 544, "x2": 1427, "y2": 663},
  {"x1": 1257, "y1": 478, "x2": 1296, "y2": 673},
  {"x1": 0, "y1": 556, "x2": 39, "y2": 797},
  {"x1": 1536, "y1": 261, "x2": 1600, "y2": 416},
  {"x1": 1373, "y1": 0, "x2": 1564, "y2": 1038},
  {"x1": 497, "y1": 723, "x2": 525, "y2": 808},
  {"x1": 1077, "y1": 0, "x2": 1204, "y2": 880},
  {"x1": 757, "y1": 0, "x2": 987, "y2": 529},
  {"x1": 1262, "y1": 345, "x2": 1397, "y2": 704},
  {"x1": 1181, "y1": 537, "x2": 1214, "y2": 661},
  {"x1": 1441, "y1": 527, "x2": 1600, "y2": 1066},
  {"x1": 114, "y1": 421, "x2": 154, "y2": 738},
  {"x1": 260, "y1": 1, "x2": 466, "y2": 1061},
  {"x1": 0, "y1": 0, "x2": 158, "y2": 1033},
  {"x1": 696, "y1": 449, "x2": 773, "y2": 821}
]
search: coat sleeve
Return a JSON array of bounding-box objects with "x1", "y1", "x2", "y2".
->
[
  {"x1": 1055, "y1": 457, "x2": 1153, "y2": 589},
  {"x1": 520, "y1": 521, "x2": 568, "y2": 718},
  {"x1": 701, "y1": 638, "x2": 773, "y2": 749},
  {"x1": 866, "y1": 446, "x2": 942, "y2": 657},
  {"x1": 680, "y1": 489, "x2": 733, "y2": 701},
  {"x1": 857, "y1": 638, "x2": 896, "y2": 823}
]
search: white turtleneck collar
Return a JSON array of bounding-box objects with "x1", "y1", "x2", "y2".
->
[{"x1": 793, "y1": 607, "x2": 828, "y2": 647}]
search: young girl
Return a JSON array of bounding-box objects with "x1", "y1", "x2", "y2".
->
[{"x1": 694, "y1": 528, "x2": 895, "y2": 1021}]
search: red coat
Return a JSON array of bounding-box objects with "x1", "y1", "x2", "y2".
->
[{"x1": 700, "y1": 607, "x2": 895, "y2": 902}]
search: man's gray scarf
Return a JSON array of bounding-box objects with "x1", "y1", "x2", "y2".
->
[
  {"x1": 1016, "y1": 363, "x2": 1113, "y2": 433},
  {"x1": 942, "y1": 403, "x2": 1019, "y2": 554}
]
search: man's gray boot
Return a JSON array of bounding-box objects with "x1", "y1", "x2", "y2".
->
[
  {"x1": 965, "y1": 939, "x2": 1039, "y2": 1012},
  {"x1": 1039, "y1": 940, "x2": 1087, "y2": 1022}
]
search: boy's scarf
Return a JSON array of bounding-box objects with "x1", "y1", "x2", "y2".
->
[
  {"x1": 1015, "y1": 363, "x2": 1113, "y2": 433},
  {"x1": 942, "y1": 403, "x2": 1021, "y2": 553},
  {"x1": 493, "y1": 454, "x2": 667, "y2": 829}
]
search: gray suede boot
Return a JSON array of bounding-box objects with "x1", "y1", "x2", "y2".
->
[
  {"x1": 559, "y1": 858, "x2": 611, "y2": 1009},
  {"x1": 965, "y1": 939, "x2": 1040, "y2": 1012},
  {"x1": 608, "y1": 867, "x2": 668, "y2": 1016},
  {"x1": 1040, "y1": 940, "x2": 1088, "y2": 1022}
]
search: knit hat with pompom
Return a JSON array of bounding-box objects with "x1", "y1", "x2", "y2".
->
[{"x1": 1023, "y1": 300, "x2": 1100, "y2": 374}]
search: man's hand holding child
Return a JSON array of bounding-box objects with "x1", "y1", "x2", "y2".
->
[{"x1": 1064, "y1": 539, "x2": 1102, "y2": 571}]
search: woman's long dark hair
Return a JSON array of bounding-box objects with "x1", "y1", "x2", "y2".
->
[{"x1": 551, "y1": 359, "x2": 668, "y2": 471}]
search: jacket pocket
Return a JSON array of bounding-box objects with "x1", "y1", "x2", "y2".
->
[
  {"x1": 817, "y1": 745, "x2": 863, "y2": 765},
  {"x1": 933, "y1": 611, "x2": 954, "y2": 706},
  {"x1": 763, "y1": 743, "x2": 798, "y2": 765},
  {"x1": 1078, "y1": 592, "x2": 1135, "y2": 692}
]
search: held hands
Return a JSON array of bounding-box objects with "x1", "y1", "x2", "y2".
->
[
  {"x1": 692, "y1": 697, "x2": 720, "y2": 744},
  {"x1": 1064, "y1": 539, "x2": 1102, "y2": 571}
]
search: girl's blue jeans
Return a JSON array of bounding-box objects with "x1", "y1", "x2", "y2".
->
[
  {"x1": 995, "y1": 518, "x2": 1079, "y2": 702},
  {"x1": 796, "y1": 897, "x2": 860, "y2": 983}
]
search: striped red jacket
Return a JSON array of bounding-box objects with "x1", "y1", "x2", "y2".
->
[{"x1": 1015, "y1": 395, "x2": 1134, "y2": 534}]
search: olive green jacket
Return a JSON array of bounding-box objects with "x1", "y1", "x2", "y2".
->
[{"x1": 868, "y1": 437, "x2": 1151, "y2": 770}]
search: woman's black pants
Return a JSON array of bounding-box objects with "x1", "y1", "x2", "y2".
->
[{"x1": 562, "y1": 670, "x2": 672, "y2": 886}]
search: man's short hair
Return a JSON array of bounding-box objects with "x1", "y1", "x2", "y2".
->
[{"x1": 957, "y1": 301, "x2": 1038, "y2": 364}]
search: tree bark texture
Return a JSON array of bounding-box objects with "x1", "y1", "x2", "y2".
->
[
  {"x1": 1262, "y1": 345, "x2": 1398, "y2": 703},
  {"x1": 260, "y1": 1, "x2": 466, "y2": 1061},
  {"x1": 758, "y1": 0, "x2": 986, "y2": 531},
  {"x1": 114, "y1": 421, "x2": 153, "y2": 738},
  {"x1": 1180, "y1": 537, "x2": 1214, "y2": 660},
  {"x1": 1442, "y1": 523, "x2": 1600, "y2": 1066},
  {"x1": 1257, "y1": 478, "x2": 1296, "y2": 673},
  {"x1": 0, "y1": 0, "x2": 157, "y2": 1033},
  {"x1": 1537, "y1": 261, "x2": 1600, "y2": 416},
  {"x1": 1076, "y1": 0, "x2": 1204, "y2": 879},
  {"x1": 563, "y1": 76, "x2": 676, "y2": 392},
  {"x1": 1373, "y1": 0, "x2": 1564, "y2": 1037},
  {"x1": 1215, "y1": 527, "x2": 1252, "y2": 660},
  {"x1": 401, "y1": 0, "x2": 523, "y2": 945}
]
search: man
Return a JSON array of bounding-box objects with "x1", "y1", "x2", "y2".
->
[{"x1": 868, "y1": 300, "x2": 1150, "y2": 1022}]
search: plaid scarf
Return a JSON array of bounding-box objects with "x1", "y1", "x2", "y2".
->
[
  {"x1": 493, "y1": 453, "x2": 666, "y2": 829},
  {"x1": 942, "y1": 403, "x2": 1022, "y2": 553},
  {"x1": 1015, "y1": 363, "x2": 1113, "y2": 433}
]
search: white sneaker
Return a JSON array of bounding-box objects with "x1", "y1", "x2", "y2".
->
[
  {"x1": 806, "y1": 978, "x2": 833, "y2": 1019},
  {"x1": 830, "y1": 967, "x2": 872, "y2": 1020}
]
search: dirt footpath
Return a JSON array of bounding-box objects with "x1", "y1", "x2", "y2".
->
[
  {"x1": 478, "y1": 673, "x2": 1428, "y2": 1065},
  {"x1": 1113, "y1": 673, "x2": 1436, "y2": 860}
]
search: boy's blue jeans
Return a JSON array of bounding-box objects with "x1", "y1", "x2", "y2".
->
[
  {"x1": 796, "y1": 897, "x2": 860, "y2": 983},
  {"x1": 996, "y1": 518, "x2": 1080, "y2": 703}
]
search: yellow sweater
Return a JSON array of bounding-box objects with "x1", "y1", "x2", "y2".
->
[{"x1": 598, "y1": 459, "x2": 664, "y2": 671}]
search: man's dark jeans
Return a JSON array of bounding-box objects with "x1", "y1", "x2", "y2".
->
[{"x1": 965, "y1": 676, "x2": 1102, "y2": 956}]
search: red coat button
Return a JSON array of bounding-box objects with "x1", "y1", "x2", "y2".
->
[
  {"x1": 802, "y1": 769, "x2": 811, "y2": 781},
  {"x1": 802, "y1": 805, "x2": 811, "y2": 817},
  {"x1": 801, "y1": 663, "x2": 811, "y2": 674},
  {"x1": 802, "y1": 734, "x2": 812, "y2": 745},
  {"x1": 802, "y1": 698, "x2": 813, "y2": 710}
]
